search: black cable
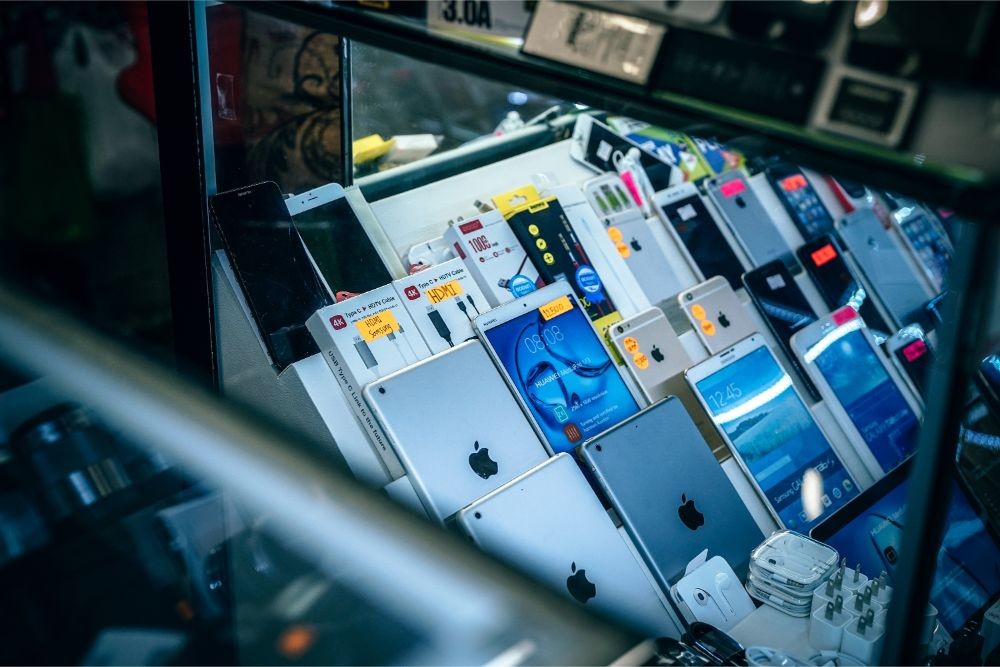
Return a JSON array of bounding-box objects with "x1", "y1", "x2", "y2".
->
[{"x1": 427, "y1": 308, "x2": 454, "y2": 347}]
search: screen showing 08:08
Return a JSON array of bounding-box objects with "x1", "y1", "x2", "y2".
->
[
  {"x1": 695, "y1": 345, "x2": 858, "y2": 530},
  {"x1": 484, "y1": 300, "x2": 639, "y2": 453}
]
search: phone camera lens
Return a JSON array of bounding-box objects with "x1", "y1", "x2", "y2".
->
[
  {"x1": 617, "y1": 326, "x2": 624, "y2": 334},
  {"x1": 685, "y1": 293, "x2": 694, "y2": 301}
]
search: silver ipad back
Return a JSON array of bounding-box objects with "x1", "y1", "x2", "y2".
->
[
  {"x1": 456, "y1": 453, "x2": 679, "y2": 638},
  {"x1": 365, "y1": 340, "x2": 547, "y2": 521},
  {"x1": 579, "y1": 398, "x2": 764, "y2": 590}
]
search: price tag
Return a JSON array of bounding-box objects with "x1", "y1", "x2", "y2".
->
[
  {"x1": 539, "y1": 295, "x2": 574, "y2": 321},
  {"x1": 356, "y1": 309, "x2": 401, "y2": 342},
  {"x1": 523, "y1": 0, "x2": 665, "y2": 85},
  {"x1": 622, "y1": 336, "x2": 639, "y2": 354},
  {"x1": 426, "y1": 279, "x2": 464, "y2": 304},
  {"x1": 428, "y1": 0, "x2": 532, "y2": 39},
  {"x1": 633, "y1": 352, "x2": 650, "y2": 370}
]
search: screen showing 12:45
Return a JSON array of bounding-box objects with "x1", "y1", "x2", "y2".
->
[{"x1": 695, "y1": 344, "x2": 857, "y2": 531}]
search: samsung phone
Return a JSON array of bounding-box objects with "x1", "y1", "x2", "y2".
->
[
  {"x1": 685, "y1": 334, "x2": 859, "y2": 531},
  {"x1": 286, "y1": 183, "x2": 400, "y2": 301},
  {"x1": 791, "y1": 306, "x2": 923, "y2": 479},
  {"x1": 891, "y1": 203, "x2": 953, "y2": 293},
  {"x1": 609, "y1": 308, "x2": 691, "y2": 403},
  {"x1": 796, "y1": 234, "x2": 892, "y2": 342},
  {"x1": 474, "y1": 281, "x2": 640, "y2": 454},
  {"x1": 210, "y1": 182, "x2": 333, "y2": 371},
  {"x1": 765, "y1": 163, "x2": 834, "y2": 242},
  {"x1": 654, "y1": 183, "x2": 746, "y2": 290},
  {"x1": 742, "y1": 261, "x2": 820, "y2": 400},
  {"x1": 834, "y1": 209, "x2": 936, "y2": 329},
  {"x1": 887, "y1": 324, "x2": 933, "y2": 400},
  {"x1": 705, "y1": 171, "x2": 794, "y2": 269},
  {"x1": 678, "y1": 276, "x2": 755, "y2": 354},
  {"x1": 569, "y1": 115, "x2": 676, "y2": 193}
]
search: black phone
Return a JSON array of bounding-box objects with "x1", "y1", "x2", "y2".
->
[
  {"x1": 742, "y1": 260, "x2": 820, "y2": 400},
  {"x1": 210, "y1": 181, "x2": 333, "y2": 371},
  {"x1": 765, "y1": 162, "x2": 834, "y2": 242},
  {"x1": 889, "y1": 327, "x2": 933, "y2": 397},
  {"x1": 682, "y1": 622, "x2": 745, "y2": 666},
  {"x1": 658, "y1": 191, "x2": 744, "y2": 291},
  {"x1": 578, "y1": 117, "x2": 676, "y2": 192},
  {"x1": 796, "y1": 234, "x2": 892, "y2": 342}
]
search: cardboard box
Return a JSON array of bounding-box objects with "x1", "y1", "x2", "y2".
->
[
  {"x1": 393, "y1": 258, "x2": 489, "y2": 354},
  {"x1": 444, "y1": 209, "x2": 541, "y2": 308},
  {"x1": 307, "y1": 285, "x2": 430, "y2": 478}
]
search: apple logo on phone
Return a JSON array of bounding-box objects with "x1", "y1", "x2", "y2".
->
[
  {"x1": 718, "y1": 312, "x2": 731, "y2": 328},
  {"x1": 630, "y1": 238, "x2": 642, "y2": 252},
  {"x1": 468, "y1": 441, "x2": 498, "y2": 480},
  {"x1": 650, "y1": 346, "x2": 664, "y2": 363},
  {"x1": 678, "y1": 494, "x2": 705, "y2": 530},
  {"x1": 566, "y1": 562, "x2": 597, "y2": 604}
]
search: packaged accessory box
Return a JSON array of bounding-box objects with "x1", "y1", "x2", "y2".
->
[
  {"x1": 444, "y1": 208, "x2": 541, "y2": 308},
  {"x1": 393, "y1": 258, "x2": 489, "y2": 354},
  {"x1": 307, "y1": 285, "x2": 431, "y2": 479}
]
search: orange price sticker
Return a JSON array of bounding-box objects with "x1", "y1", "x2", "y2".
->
[
  {"x1": 622, "y1": 336, "x2": 639, "y2": 354},
  {"x1": 691, "y1": 304, "x2": 706, "y2": 320},
  {"x1": 616, "y1": 240, "x2": 631, "y2": 258},
  {"x1": 633, "y1": 352, "x2": 650, "y2": 370},
  {"x1": 700, "y1": 320, "x2": 717, "y2": 337},
  {"x1": 356, "y1": 309, "x2": 401, "y2": 342},
  {"x1": 539, "y1": 295, "x2": 574, "y2": 321},
  {"x1": 607, "y1": 226, "x2": 624, "y2": 243}
]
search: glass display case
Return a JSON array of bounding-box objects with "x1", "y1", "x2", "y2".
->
[{"x1": 2, "y1": 1, "x2": 999, "y2": 664}]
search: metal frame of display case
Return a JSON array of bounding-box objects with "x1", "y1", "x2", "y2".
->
[{"x1": 146, "y1": 3, "x2": 1000, "y2": 663}]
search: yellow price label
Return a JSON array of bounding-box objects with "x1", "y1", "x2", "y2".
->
[
  {"x1": 691, "y1": 303, "x2": 706, "y2": 320},
  {"x1": 616, "y1": 240, "x2": 631, "y2": 259},
  {"x1": 700, "y1": 319, "x2": 716, "y2": 337},
  {"x1": 633, "y1": 352, "x2": 650, "y2": 370},
  {"x1": 622, "y1": 336, "x2": 639, "y2": 354},
  {"x1": 607, "y1": 226, "x2": 623, "y2": 243},
  {"x1": 356, "y1": 309, "x2": 401, "y2": 342},
  {"x1": 425, "y1": 279, "x2": 464, "y2": 305},
  {"x1": 539, "y1": 295, "x2": 574, "y2": 321}
]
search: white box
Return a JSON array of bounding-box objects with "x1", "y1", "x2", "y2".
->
[
  {"x1": 444, "y1": 209, "x2": 540, "y2": 308},
  {"x1": 393, "y1": 258, "x2": 490, "y2": 354},
  {"x1": 307, "y1": 285, "x2": 431, "y2": 479}
]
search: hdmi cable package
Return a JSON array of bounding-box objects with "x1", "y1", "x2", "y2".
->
[
  {"x1": 444, "y1": 209, "x2": 541, "y2": 308},
  {"x1": 307, "y1": 285, "x2": 431, "y2": 479},
  {"x1": 393, "y1": 258, "x2": 489, "y2": 354}
]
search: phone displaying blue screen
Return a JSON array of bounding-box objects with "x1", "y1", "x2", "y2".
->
[
  {"x1": 483, "y1": 298, "x2": 639, "y2": 453},
  {"x1": 695, "y1": 345, "x2": 857, "y2": 530},
  {"x1": 812, "y1": 328, "x2": 919, "y2": 472},
  {"x1": 819, "y1": 474, "x2": 1000, "y2": 633}
]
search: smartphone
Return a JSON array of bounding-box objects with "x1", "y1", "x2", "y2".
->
[
  {"x1": 584, "y1": 175, "x2": 687, "y2": 304},
  {"x1": 796, "y1": 234, "x2": 892, "y2": 342},
  {"x1": 705, "y1": 171, "x2": 794, "y2": 269},
  {"x1": 474, "y1": 281, "x2": 640, "y2": 454},
  {"x1": 570, "y1": 115, "x2": 677, "y2": 193},
  {"x1": 741, "y1": 260, "x2": 820, "y2": 400},
  {"x1": 685, "y1": 334, "x2": 859, "y2": 531},
  {"x1": 887, "y1": 324, "x2": 933, "y2": 400},
  {"x1": 609, "y1": 308, "x2": 692, "y2": 403},
  {"x1": 678, "y1": 276, "x2": 755, "y2": 354},
  {"x1": 210, "y1": 182, "x2": 333, "y2": 371},
  {"x1": 653, "y1": 183, "x2": 745, "y2": 290},
  {"x1": 765, "y1": 163, "x2": 834, "y2": 242},
  {"x1": 791, "y1": 306, "x2": 922, "y2": 479},
  {"x1": 891, "y1": 203, "x2": 953, "y2": 293},
  {"x1": 834, "y1": 208, "x2": 935, "y2": 329},
  {"x1": 286, "y1": 184, "x2": 400, "y2": 301}
]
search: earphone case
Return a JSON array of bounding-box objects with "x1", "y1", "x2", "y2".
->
[
  {"x1": 749, "y1": 560, "x2": 832, "y2": 598},
  {"x1": 750, "y1": 530, "x2": 838, "y2": 589},
  {"x1": 745, "y1": 576, "x2": 813, "y2": 618}
]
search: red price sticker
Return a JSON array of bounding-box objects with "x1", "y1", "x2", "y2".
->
[
  {"x1": 903, "y1": 339, "x2": 928, "y2": 362},
  {"x1": 780, "y1": 174, "x2": 808, "y2": 191},
  {"x1": 719, "y1": 178, "x2": 747, "y2": 198},
  {"x1": 832, "y1": 306, "x2": 858, "y2": 326},
  {"x1": 810, "y1": 243, "x2": 838, "y2": 267}
]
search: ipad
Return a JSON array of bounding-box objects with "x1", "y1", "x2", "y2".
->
[
  {"x1": 364, "y1": 341, "x2": 549, "y2": 522},
  {"x1": 456, "y1": 453, "x2": 680, "y2": 638},
  {"x1": 474, "y1": 281, "x2": 641, "y2": 454},
  {"x1": 579, "y1": 398, "x2": 764, "y2": 588},
  {"x1": 812, "y1": 461, "x2": 1000, "y2": 634}
]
